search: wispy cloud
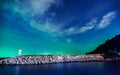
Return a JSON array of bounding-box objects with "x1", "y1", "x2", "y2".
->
[
  {"x1": 30, "y1": 19, "x2": 62, "y2": 37},
  {"x1": 12, "y1": 1, "x2": 117, "y2": 37},
  {"x1": 64, "y1": 18, "x2": 97, "y2": 35},
  {"x1": 14, "y1": 0, "x2": 60, "y2": 16},
  {"x1": 15, "y1": 0, "x2": 62, "y2": 37},
  {"x1": 15, "y1": 2, "x2": 116, "y2": 37},
  {"x1": 30, "y1": 0, "x2": 57, "y2": 16},
  {"x1": 79, "y1": 18, "x2": 97, "y2": 33},
  {"x1": 63, "y1": 11, "x2": 116, "y2": 35},
  {"x1": 64, "y1": 27, "x2": 76, "y2": 35},
  {"x1": 98, "y1": 11, "x2": 116, "y2": 29}
]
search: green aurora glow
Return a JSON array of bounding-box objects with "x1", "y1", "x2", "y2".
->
[{"x1": 0, "y1": 0, "x2": 120, "y2": 57}]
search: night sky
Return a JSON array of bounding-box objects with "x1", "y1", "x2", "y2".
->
[{"x1": 0, "y1": 0, "x2": 120, "y2": 57}]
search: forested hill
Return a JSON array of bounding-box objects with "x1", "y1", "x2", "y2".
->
[{"x1": 88, "y1": 34, "x2": 120, "y2": 54}]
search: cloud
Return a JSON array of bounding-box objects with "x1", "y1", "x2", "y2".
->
[
  {"x1": 30, "y1": 19, "x2": 62, "y2": 37},
  {"x1": 14, "y1": 0, "x2": 60, "y2": 16},
  {"x1": 16, "y1": 0, "x2": 62, "y2": 37},
  {"x1": 29, "y1": 11, "x2": 117, "y2": 37},
  {"x1": 16, "y1": 2, "x2": 116, "y2": 37},
  {"x1": 64, "y1": 11, "x2": 116, "y2": 35},
  {"x1": 79, "y1": 18, "x2": 97, "y2": 33},
  {"x1": 98, "y1": 11, "x2": 116, "y2": 29},
  {"x1": 64, "y1": 27, "x2": 76, "y2": 35},
  {"x1": 64, "y1": 18, "x2": 97, "y2": 35},
  {"x1": 30, "y1": 0, "x2": 57, "y2": 16},
  {"x1": 12, "y1": 1, "x2": 117, "y2": 37}
]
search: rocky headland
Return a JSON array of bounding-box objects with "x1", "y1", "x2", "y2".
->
[{"x1": 0, "y1": 54, "x2": 104, "y2": 65}]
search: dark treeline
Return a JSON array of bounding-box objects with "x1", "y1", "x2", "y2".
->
[{"x1": 87, "y1": 34, "x2": 120, "y2": 58}]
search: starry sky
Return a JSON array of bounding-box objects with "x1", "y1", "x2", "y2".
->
[{"x1": 0, "y1": 0, "x2": 120, "y2": 57}]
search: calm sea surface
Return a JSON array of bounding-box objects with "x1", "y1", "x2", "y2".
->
[{"x1": 0, "y1": 62, "x2": 120, "y2": 75}]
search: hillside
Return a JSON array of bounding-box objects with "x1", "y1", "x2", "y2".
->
[{"x1": 88, "y1": 34, "x2": 120, "y2": 54}]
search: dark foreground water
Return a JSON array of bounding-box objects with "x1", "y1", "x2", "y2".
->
[{"x1": 0, "y1": 62, "x2": 120, "y2": 75}]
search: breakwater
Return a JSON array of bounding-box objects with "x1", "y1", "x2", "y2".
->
[{"x1": 0, "y1": 54, "x2": 104, "y2": 65}]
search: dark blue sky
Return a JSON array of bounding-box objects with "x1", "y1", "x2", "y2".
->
[{"x1": 0, "y1": 0, "x2": 120, "y2": 56}]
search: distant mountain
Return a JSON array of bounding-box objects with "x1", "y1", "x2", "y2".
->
[{"x1": 88, "y1": 34, "x2": 120, "y2": 54}]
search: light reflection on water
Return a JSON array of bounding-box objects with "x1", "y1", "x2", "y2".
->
[{"x1": 0, "y1": 62, "x2": 120, "y2": 75}]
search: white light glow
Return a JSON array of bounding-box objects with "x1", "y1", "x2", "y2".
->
[{"x1": 18, "y1": 50, "x2": 22, "y2": 56}]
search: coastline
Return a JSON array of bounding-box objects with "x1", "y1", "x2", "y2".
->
[{"x1": 0, "y1": 54, "x2": 119, "y2": 65}]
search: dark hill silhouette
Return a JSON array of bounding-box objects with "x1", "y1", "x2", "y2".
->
[{"x1": 88, "y1": 34, "x2": 120, "y2": 54}]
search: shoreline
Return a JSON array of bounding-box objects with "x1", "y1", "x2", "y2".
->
[{"x1": 0, "y1": 54, "x2": 119, "y2": 65}]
